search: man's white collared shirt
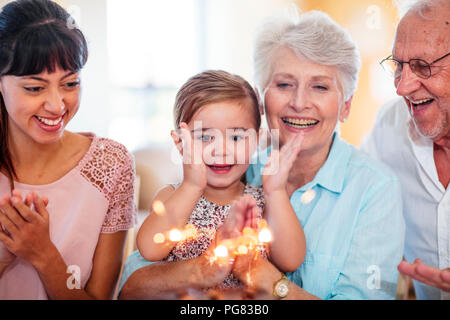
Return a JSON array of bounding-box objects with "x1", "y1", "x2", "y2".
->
[{"x1": 361, "y1": 98, "x2": 450, "y2": 300}]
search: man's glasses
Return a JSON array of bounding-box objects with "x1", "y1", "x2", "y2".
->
[{"x1": 380, "y1": 52, "x2": 450, "y2": 79}]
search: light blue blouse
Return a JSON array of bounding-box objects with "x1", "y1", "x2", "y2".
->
[
  {"x1": 247, "y1": 133, "x2": 405, "y2": 299},
  {"x1": 119, "y1": 134, "x2": 405, "y2": 299}
]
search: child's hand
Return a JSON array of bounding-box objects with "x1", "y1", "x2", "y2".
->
[
  {"x1": 173, "y1": 122, "x2": 208, "y2": 191},
  {"x1": 244, "y1": 200, "x2": 261, "y2": 230},
  {"x1": 216, "y1": 195, "x2": 259, "y2": 244},
  {"x1": 262, "y1": 133, "x2": 304, "y2": 195}
]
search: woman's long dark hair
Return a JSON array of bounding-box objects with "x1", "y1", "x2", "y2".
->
[{"x1": 0, "y1": 0, "x2": 88, "y2": 187}]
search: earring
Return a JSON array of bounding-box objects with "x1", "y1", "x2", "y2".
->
[{"x1": 342, "y1": 118, "x2": 348, "y2": 123}]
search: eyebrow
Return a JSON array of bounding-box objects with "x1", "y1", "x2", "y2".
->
[
  {"x1": 273, "y1": 73, "x2": 334, "y2": 81},
  {"x1": 310, "y1": 75, "x2": 334, "y2": 81},
  {"x1": 22, "y1": 71, "x2": 77, "y2": 82},
  {"x1": 272, "y1": 72, "x2": 295, "y2": 79}
]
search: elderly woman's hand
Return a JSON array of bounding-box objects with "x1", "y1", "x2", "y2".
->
[
  {"x1": 0, "y1": 190, "x2": 54, "y2": 269},
  {"x1": 262, "y1": 133, "x2": 304, "y2": 195}
]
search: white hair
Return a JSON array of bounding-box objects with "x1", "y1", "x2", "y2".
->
[{"x1": 253, "y1": 7, "x2": 361, "y2": 102}]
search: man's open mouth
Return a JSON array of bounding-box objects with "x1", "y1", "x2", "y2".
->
[{"x1": 411, "y1": 98, "x2": 434, "y2": 107}]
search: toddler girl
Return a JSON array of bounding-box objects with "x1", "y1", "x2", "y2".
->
[{"x1": 136, "y1": 70, "x2": 306, "y2": 289}]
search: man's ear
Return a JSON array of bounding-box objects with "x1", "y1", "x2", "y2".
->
[{"x1": 340, "y1": 95, "x2": 353, "y2": 123}]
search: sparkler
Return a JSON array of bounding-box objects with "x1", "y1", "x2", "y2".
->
[
  {"x1": 237, "y1": 245, "x2": 248, "y2": 255},
  {"x1": 152, "y1": 200, "x2": 166, "y2": 216},
  {"x1": 214, "y1": 245, "x2": 229, "y2": 258},
  {"x1": 211, "y1": 221, "x2": 273, "y2": 260},
  {"x1": 153, "y1": 233, "x2": 165, "y2": 244},
  {"x1": 150, "y1": 212, "x2": 274, "y2": 268},
  {"x1": 258, "y1": 228, "x2": 272, "y2": 243},
  {"x1": 169, "y1": 228, "x2": 182, "y2": 242},
  {"x1": 153, "y1": 224, "x2": 200, "y2": 245}
]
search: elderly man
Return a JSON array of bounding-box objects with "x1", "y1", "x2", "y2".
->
[{"x1": 361, "y1": 0, "x2": 450, "y2": 299}]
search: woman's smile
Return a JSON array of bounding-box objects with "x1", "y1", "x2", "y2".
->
[
  {"x1": 281, "y1": 116, "x2": 320, "y2": 133},
  {"x1": 33, "y1": 112, "x2": 67, "y2": 132}
]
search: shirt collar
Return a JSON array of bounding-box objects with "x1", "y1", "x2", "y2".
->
[{"x1": 305, "y1": 133, "x2": 352, "y2": 194}]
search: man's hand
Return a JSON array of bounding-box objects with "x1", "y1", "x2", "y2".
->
[
  {"x1": 190, "y1": 244, "x2": 234, "y2": 289},
  {"x1": 232, "y1": 250, "x2": 278, "y2": 299},
  {"x1": 398, "y1": 258, "x2": 450, "y2": 292}
]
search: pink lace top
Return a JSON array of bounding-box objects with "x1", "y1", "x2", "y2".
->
[
  {"x1": 163, "y1": 183, "x2": 265, "y2": 289},
  {"x1": 0, "y1": 133, "x2": 137, "y2": 299}
]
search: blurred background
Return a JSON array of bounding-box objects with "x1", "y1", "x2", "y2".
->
[{"x1": 0, "y1": 0, "x2": 405, "y2": 150}]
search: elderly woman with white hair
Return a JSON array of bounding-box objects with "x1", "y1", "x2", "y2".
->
[
  {"x1": 240, "y1": 9, "x2": 406, "y2": 300},
  {"x1": 118, "y1": 9, "x2": 405, "y2": 300}
]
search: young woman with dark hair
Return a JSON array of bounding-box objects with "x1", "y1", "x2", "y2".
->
[{"x1": 0, "y1": 0, "x2": 136, "y2": 299}]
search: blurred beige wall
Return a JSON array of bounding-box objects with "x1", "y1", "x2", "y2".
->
[{"x1": 0, "y1": 0, "x2": 404, "y2": 147}]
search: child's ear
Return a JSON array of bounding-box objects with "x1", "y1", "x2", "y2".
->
[{"x1": 170, "y1": 129, "x2": 183, "y2": 156}]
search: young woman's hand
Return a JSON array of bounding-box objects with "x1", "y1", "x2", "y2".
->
[
  {"x1": 262, "y1": 133, "x2": 304, "y2": 195},
  {"x1": 173, "y1": 122, "x2": 208, "y2": 192},
  {"x1": 0, "y1": 190, "x2": 54, "y2": 269}
]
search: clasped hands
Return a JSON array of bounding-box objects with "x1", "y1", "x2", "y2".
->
[{"x1": 0, "y1": 190, "x2": 51, "y2": 269}]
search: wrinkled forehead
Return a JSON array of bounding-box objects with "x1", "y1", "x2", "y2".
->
[{"x1": 394, "y1": 9, "x2": 450, "y2": 58}]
